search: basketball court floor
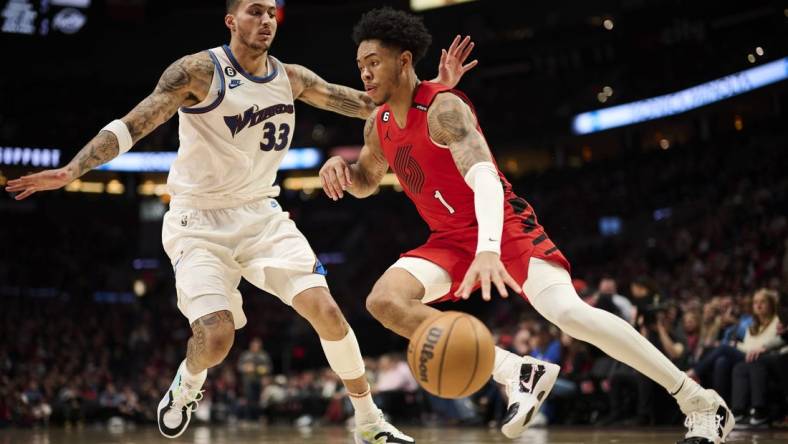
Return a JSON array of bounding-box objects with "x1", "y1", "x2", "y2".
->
[{"x1": 1, "y1": 425, "x2": 786, "y2": 444}]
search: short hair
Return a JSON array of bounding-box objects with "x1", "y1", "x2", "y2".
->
[
  {"x1": 352, "y1": 7, "x2": 432, "y2": 65},
  {"x1": 226, "y1": 0, "x2": 241, "y2": 13}
]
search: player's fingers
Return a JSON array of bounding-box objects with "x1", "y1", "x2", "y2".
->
[
  {"x1": 319, "y1": 174, "x2": 334, "y2": 200},
  {"x1": 492, "y1": 272, "x2": 508, "y2": 299},
  {"x1": 455, "y1": 36, "x2": 471, "y2": 56},
  {"x1": 440, "y1": 49, "x2": 447, "y2": 66},
  {"x1": 462, "y1": 60, "x2": 479, "y2": 73},
  {"x1": 327, "y1": 168, "x2": 344, "y2": 198},
  {"x1": 319, "y1": 171, "x2": 334, "y2": 198},
  {"x1": 342, "y1": 162, "x2": 353, "y2": 185},
  {"x1": 325, "y1": 170, "x2": 343, "y2": 200},
  {"x1": 459, "y1": 273, "x2": 475, "y2": 299},
  {"x1": 481, "y1": 272, "x2": 491, "y2": 301},
  {"x1": 455, "y1": 270, "x2": 475, "y2": 299},
  {"x1": 15, "y1": 188, "x2": 36, "y2": 200},
  {"x1": 459, "y1": 41, "x2": 475, "y2": 62},
  {"x1": 501, "y1": 268, "x2": 522, "y2": 294},
  {"x1": 6, "y1": 176, "x2": 34, "y2": 188},
  {"x1": 448, "y1": 35, "x2": 461, "y2": 55},
  {"x1": 333, "y1": 164, "x2": 349, "y2": 190},
  {"x1": 5, "y1": 182, "x2": 26, "y2": 192}
]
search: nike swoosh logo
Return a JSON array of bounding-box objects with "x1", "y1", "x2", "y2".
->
[{"x1": 229, "y1": 82, "x2": 243, "y2": 89}]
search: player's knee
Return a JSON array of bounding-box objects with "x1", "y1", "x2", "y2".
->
[
  {"x1": 200, "y1": 321, "x2": 235, "y2": 366},
  {"x1": 550, "y1": 303, "x2": 590, "y2": 340},
  {"x1": 366, "y1": 288, "x2": 399, "y2": 321},
  {"x1": 315, "y1": 298, "x2": 348, "y2": 337},
  {"x1": 294, "y1": 290, "x2": 349, "y2": 339}
]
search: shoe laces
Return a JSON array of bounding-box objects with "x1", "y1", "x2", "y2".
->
[
  {"x1": 684, "y1": 408, "x2": 722, "y2": 439},
  {"x1": 172, "y1": 386, "x2": 204, "y2": 413},
  {"x1": 374, "y1": 412, "x2": 404, "y2": 435}
]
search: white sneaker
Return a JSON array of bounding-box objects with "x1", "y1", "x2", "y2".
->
[
  {"x1": 500, "y1": 357, "x2": 560, "y2": 439},
  {"x1": 157, "y1": 362, "x2": 206, "y2": 439},
  {"x1": 354, "y1": 411, "x2": 415, "y2": 444},
  {"x1": 678, "y1": 389, "x2": 735, "y2": 444}
]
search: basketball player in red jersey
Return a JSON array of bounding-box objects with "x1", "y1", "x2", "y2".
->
[{"x1": 320, "y1": 8, "x2": 734, "y2": 443}]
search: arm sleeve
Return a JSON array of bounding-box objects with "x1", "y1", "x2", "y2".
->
[{"x1": 464, "y1": 161, "x2": 504, "y2": 255}]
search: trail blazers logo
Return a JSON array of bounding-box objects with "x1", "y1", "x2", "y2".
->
[
  {"x1": 394, "y1": 144, "x2": 425, "y2": 194},
  {"x1": 224, "y1": 104, "x2": 294, "y2": 137}
]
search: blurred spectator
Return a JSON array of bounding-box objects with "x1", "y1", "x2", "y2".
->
[
  {"x1": 731, "y1": 289, "x2": 784, "y2": 426},
  {"x1": 373, "y1": 354, "x2": 419, "y2": 421},
  {"x1": 597, "y1": 278, "x2": 636, "y2": 324},
  {"x1": 680, "y1": 310, "x2": 703, "y2": 369},
  {"x1": 237, "y1": 337, "x2": 272, "y2": 420}
]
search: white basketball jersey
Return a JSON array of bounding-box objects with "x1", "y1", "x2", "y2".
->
[{"x1": 168, "y1": 45, "x2": 295, "y2": 209}]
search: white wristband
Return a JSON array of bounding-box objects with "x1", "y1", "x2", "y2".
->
[
  {"x1": 464, "y1": 161, "x2": 504, "y2": 255},
  {"x1": 101, "y1": 119, "x2": 133, "y2": 154}
]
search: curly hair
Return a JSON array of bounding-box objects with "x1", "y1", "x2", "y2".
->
[{"x1": 352, "y1": 7, "x2": 433, "y2": 65}]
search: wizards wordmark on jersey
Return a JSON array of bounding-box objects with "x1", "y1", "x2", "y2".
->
[{"x1": 223, "y1": 103, "x2": 295, "y2": 138}]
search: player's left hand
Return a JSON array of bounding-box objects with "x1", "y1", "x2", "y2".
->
[
  {"x1": 455, "y1": 251, "x2": 522, "y2": 301},
  {"x1": 435, "y1": 35, "x2": 478, "y2": 89}
]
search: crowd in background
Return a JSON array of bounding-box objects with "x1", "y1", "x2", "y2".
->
[{"x1": 2, "y1": 122, "x2": 787, "y2": 430}]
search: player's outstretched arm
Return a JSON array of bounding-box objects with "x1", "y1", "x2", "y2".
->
[
  {"x1": 6, "y1": 53, "x2": 214, "y2": 200},
  {"x1": 285, "y1": 35, "x2": 477, "y2": 120},
  {"x1": 319, "y1": 111, "x2": 388, "y2": 200},
  {"x1": 286, "y1": 63, "x2": 377, "y2": 120},
  {"x1": 427, "y1": 93, "x2": 522, "y2": 301}
]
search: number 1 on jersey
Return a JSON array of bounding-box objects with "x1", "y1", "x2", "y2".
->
[{"x1": 433, "y1": 190, "x2": 456, "y2": 214}]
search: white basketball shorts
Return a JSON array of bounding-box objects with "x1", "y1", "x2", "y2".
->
[{"x1": 162, "y1": 198, "x2": 327, "y2": 329}]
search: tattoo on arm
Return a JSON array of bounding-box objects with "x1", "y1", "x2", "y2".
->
[
  {"x1": 64, "y1": 53, "x2": 213, "y2": 179},
  {"x1": 124, "y1": 54, "x2": 213, "y2": 141},
  {"x1": 66, "y1": 132, "x2": 120, "y2": 178},
  {"x1": 348, "y1": 112, "x2": 388, "y2": 197},
  {"x1": 427, "y1": 94, "x2": 492, "y2": 176},
  {"x1": 286, "y1": 63, "x2": 375, "y2": 119}
]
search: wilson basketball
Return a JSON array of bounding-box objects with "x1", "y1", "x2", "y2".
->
[{"x1": 407, "y1": 311, "x2": 495, "y2": 399}]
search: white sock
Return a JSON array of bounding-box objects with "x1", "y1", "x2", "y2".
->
[
  {"x1": 672, "y1": 376, "x2": 707, "y2": 413},
  {"x1": 492, "y1": 347, "x2": 524, "y2": 384},
  {"x1": 180, "y1": 359, "x2": 207, "y2": 389},
  {"x1": 349, "y1": 390, "x2": 380, "y2": 425}
]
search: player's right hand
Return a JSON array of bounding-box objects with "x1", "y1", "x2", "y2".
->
[
  {"x1": 5, "y1": 168, "x2": 74, "y2": 200},
  {"x1": 319, "y1": 156, "x2": 352, "y2": 201},
  {"x1": 455, "y1": 251, "x2": 522, "y2": 301}
]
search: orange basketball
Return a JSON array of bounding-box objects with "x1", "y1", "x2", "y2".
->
[{"x1": 406, "y1": 311, "x2": 495, "y2": 399}]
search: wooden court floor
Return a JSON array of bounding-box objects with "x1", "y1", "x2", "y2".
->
[{"x1": 1, "y1": 425, "x2": 786, "y2": 443}]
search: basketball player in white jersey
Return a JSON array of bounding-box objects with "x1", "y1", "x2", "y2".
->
[{"x1": 6, "y1": 1, "x2": 477, "y2": 442}]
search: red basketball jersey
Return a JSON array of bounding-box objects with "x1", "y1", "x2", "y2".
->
[{"x1": 375, "y1": 82, "x2": 570, "y2": 298}]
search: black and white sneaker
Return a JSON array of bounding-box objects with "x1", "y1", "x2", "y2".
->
[
  {"x1": 157, "y1": 362, "x2": 205, "y2": 439},
  {"x1": 677, "y1": 389, "x2": 735, "y2": 444},
  {"x1": 500, "y1": 357, "x2": 560, "y2": 439}
]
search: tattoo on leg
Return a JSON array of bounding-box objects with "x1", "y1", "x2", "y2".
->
[
  {"x1": 199, "y1": 311, "x2": 233, "y2": 326},
  {"x1": 186, "y1": 311, "x2": 233, "y2": 370},
  {"x1": 186, "y1": 322, "x2": 207, "y2": 370}
]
